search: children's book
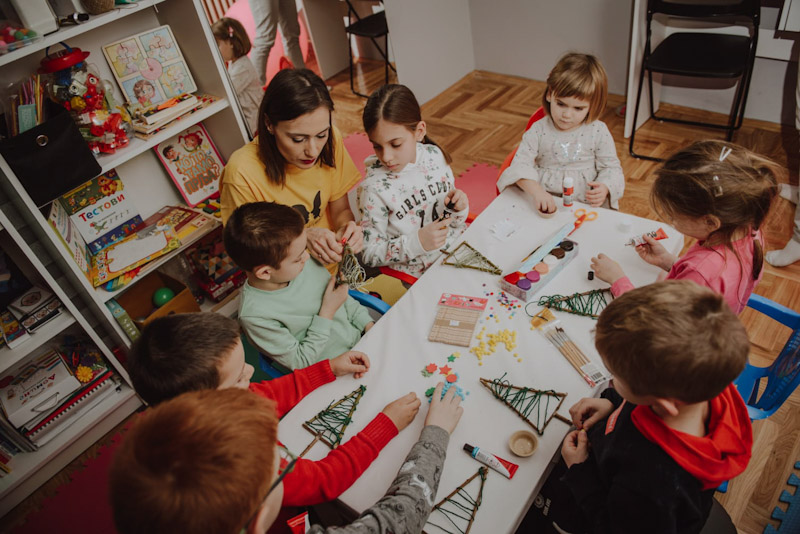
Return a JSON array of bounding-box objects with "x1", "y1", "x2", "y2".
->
[
  {"x1": 58, "y1": 170, "x2": 143, "y2": 254},
  {"x1": 154, "y1": 124, "x2": 225, "y2": 206},
  {"x1": 102, "y1": 25, "x2": 197, "y2": 113},
  {"x1": 8, "y1": 286, "x2": 62, "y2": 333},
  {"x1": 48, "y1": 200, "x2": 92, "y2": 280},
  {"x1": 0, "y1": 310, "x2": 28, "y2": 349},
  {"x1": 90, "y1": 224, "x2": 180, "y2": 287},
  {"x1": 136, "y1": 205, "x2": 217, "y2": 243},
  {"x1": 0, "y1": 350, "x2": 81, "y2": 428}
]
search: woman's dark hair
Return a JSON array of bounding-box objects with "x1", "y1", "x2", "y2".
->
[
  {"x1": 257, "y1": 69, "x2": 335, "y2": 186},
  {"x1": 362, "y1": 84, "x2": 452, "y2": 164}
]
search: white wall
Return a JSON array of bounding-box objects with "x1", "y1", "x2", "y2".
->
[
  {"x1": 384, "y1": 0, "x2": 475, "y2": 105},
  {"x1": 466, "y1": 0, "x2": 796, "y2": 125},
  {"x1": 469, "y1": 0, "x2": 634, "y2": 96}
]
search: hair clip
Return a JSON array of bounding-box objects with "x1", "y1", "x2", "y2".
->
[
  {"x1": 719, "y1": 146, "x2": 732, "y2": 162},
  {"x1": 228, "y1": 26, "x2": 234, "y2": 38},
  {"x1": 712, "y1": 176, "x2": 723, "y2": 197}
]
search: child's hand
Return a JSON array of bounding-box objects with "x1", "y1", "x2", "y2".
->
[
  {"x1": 586, "y1": 181, "x2": 609, "y2": 207},
  {"x1": 424, "y1": 383, "x2": 464, "y2": 434},
  {"x1": 382, "y1": 392, "x2": 421, "y2": 432},
  {"x1": 561, "y1": 429, "x2": 590, "y2": 467},
  {"x1": 418, "y1": 219, "x2": 449, "y2": 251},
  {"x1": 330, "y1": 350, "x2": 370, "y2": 378},
  {"x1": 445, "y1": 189, "x2": 468, "y2": 212},
  {"x1": 336, "y1": 221, "x2": 364, "y2": 254},
  {"x1": 590, "y1": 253, "x2": 625, "y2": 285},
  {"x1": 636, "y1": 234, "x2": 677, "y2": 272},
  {"x1": 569, "y1": 397, "x2": 615, "y2": 430},
  {"x1": 364, "y1": 321, "x2": 374, "y2": 332},
  {"x1": 532, "y1": 188, "x2": 557, "y2": 214},
  {"x1": 320, "y1": 276, "x2": 349, "y2": 319},
  {"x1": 307, "y1": 227, "x2": 343, "y2": 264}
]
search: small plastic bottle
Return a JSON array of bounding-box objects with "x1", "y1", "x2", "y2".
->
[{"x1": 563, "y1": 176, "x2": 574, "y2": 207}]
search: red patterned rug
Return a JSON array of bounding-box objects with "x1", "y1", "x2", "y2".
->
[{"x1": 10, "y1": 424, "x2": 131, "y2": 534}]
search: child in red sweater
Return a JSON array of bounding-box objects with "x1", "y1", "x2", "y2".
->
[{"x1": 126, "y1": 313, "x2": 418, "y2": 524}]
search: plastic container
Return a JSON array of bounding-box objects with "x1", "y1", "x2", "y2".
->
[{"x1": 0, "y1": 22, "x2": 41, "y2": 55}]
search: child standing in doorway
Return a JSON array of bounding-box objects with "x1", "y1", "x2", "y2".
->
[
  {"x1": 212, "y1": 17, "x2": 264, "y2": 136},
  {"x1": 590, "y1": 141, "x2": 779, "y2": 314},
  {"x1": 497, "y1": 53, "x2": 624, "y2": 212},
  {"x1": 357, "y1": 84, "x2": 469, "y2": 279}
]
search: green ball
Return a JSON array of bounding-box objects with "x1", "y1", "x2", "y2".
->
[{"x1": 152, "y1": 287, "x2": 175, "y2": 307}]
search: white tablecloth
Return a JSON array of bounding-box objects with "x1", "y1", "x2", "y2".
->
[{"x1": 278, "y1": 188, "x2": 684, "y2": 533}]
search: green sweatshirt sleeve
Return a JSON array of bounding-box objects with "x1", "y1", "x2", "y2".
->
[
  {"x1": 344, "y1": 296, "x2": 373, "y2": 332},
  {"x1": 240, "y1": 314, "x2": 333, "y2": 370}
]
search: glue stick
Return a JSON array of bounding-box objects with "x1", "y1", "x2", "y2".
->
[
  {"x1": 464, "y1": 443, "x2": 519, "y2": 479},
  {"x1": 563, "y1": 176, "x2": 574, "y2": 207}
]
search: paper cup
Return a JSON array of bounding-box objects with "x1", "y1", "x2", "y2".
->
[{"x1": 509, "y1": 430, "x2": 538, "y2": 457}]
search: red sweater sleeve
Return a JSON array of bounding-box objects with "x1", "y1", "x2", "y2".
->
[
  {"x1": 248, "y1": 360, "x2": 335, "y2": 418},
  {"x1": 281, "y1": 412, "x2": 399, "y2": 506}
]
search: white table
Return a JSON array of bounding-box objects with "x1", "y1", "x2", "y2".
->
[{"x1": 278, "y1": 188, "x2": 684, "y2": 533}]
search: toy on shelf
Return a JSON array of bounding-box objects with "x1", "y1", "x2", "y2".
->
[
  {"x1": 301, "y1": 385, "x2": 366, "y2": 457},
  {"x1": 479, "y1": 374, "x2": 570, "y2": 435},
  {"x1": 0, "y1": 23, "x2": 40, "y2": 55},
  {"x1": 536, "y1": 288, "x2": 612, "y2": 319},
  {"x1": 442, "y1": 242, "x2": 502, "y2": 275},
  {"x1": 152, "y1": 287, "x2": 175, "y2": 307},
  {"x1": 500, "y1": 222, "x2": 577, "y2": 302},
  {"x1": 423, "y1": 467, "x2": 488, "y2": 534},
  {"x1": 39, "y1": 43, "x2": 130, "y2": 155},
  {"x1": 186, "y1": 228, "x2": 245, "y2": 302},
  {"x1": 195, "y1": 193, "x2": 222, "y2": 219}
]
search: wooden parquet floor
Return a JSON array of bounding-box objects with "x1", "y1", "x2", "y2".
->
[
  {"x1": 328, "y1": 62, "x2": 800, "y2": 534},
  {"x1": 4, "y1": 60, "x2": 799, "y2": 533}
]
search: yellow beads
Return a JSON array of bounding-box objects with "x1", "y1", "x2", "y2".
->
[{"x1": 469, "y1": 328, "x2": 519, "y2": 362}]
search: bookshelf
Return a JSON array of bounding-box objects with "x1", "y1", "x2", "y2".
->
[{"x1": 0, "y1": 0, "x2": 250, "y2": 513}]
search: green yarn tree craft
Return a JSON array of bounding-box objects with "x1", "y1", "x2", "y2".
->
[
  {"x1": 300, "y1": 385, "x2": 366, "y2": 457},
  {"x1": 479, "y1": 374, "x2": 571, "y2": 435},
  {"x1": 423, "y1": 467, "x2": 488, "y2": 534},
  {"x1": 537, "y1": 288, "x2": 612, "y2": 319}
]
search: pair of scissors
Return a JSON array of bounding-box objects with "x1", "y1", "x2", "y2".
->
[{"x1": 569, "y1": 208, "x2": 598, "y2": 235}]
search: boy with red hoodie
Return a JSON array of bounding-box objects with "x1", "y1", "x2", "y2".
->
[
  {"x1": 523, "y1": 280, "x2": 752, "y2": 533},
  {"x1": 126, "y1": 313, "x2": 418, "y2": 531}
]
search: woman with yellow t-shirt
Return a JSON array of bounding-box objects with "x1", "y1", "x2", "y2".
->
[{"x1": 220, "y1": 68, "x2": 363, "y2": 265}]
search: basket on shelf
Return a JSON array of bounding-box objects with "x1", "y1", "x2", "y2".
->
[{"x1": 81, "y1": 0, "x2": 115, "y2": 15}]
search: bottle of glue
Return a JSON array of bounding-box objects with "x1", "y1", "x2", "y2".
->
[{"x1": 563, "y1": 176, "x2": 574, "y2": 207}]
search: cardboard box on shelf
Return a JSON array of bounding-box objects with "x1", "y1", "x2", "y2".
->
[{"x1": 115, "y1": 271, "x2": 200, "y2": 329}]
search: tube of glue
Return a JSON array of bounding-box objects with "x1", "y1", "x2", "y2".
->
[
  {"x1": 625, "y1": 227, "x2": 668, "y2": 246},
  {"x1": 464, "y1": 443, "x2": 519, "y2": 479},
  {"x1": 562, "y1": 176, "x2": 574, "y2": 207}
]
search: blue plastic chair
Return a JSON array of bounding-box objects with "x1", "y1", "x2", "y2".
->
[
  {"x1": 718, "y1": 294, "x2": 800, "y2": 494},
  {"x1": 258, "y1": 289, "x2": 390, "y2": 378}
]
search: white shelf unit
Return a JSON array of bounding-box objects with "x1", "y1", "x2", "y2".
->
[
  {"x1": 0, "y1": 0, "x2": 249, "y2": 352},
  {"x1": 0, "y1": 0, "x2": 250, "y2": 513},
  {"x1": 0, "y1": 205, "x2": 141, "y2": 516}
]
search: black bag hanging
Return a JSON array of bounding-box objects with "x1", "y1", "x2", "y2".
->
[{"x1": 0, "y1": 103, "x2": 101, "y2": 207}]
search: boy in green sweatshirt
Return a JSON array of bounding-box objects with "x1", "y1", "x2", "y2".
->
[{"x1": 224, "y1": 201, "x2": 374, "y2": 370}]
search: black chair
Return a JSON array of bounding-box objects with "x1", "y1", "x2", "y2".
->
[
  {"x1": 629, "y1": 0, "x2": 760, "y2": 161},
  {"x1": 342, "y1": 0, "x2": 395, "y2": 97}
]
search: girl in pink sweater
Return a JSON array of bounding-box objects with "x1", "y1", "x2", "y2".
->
[{"x1": 591, "y1": 140, "x2": 779, "y2": 314}]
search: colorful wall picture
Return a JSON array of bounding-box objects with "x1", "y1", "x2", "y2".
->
[{"x1": 102, "y1": 25, "x2": 197, "y2": 112}]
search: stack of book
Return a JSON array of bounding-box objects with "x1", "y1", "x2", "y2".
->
[
  {"x1": 0, "y1": 341, "x2": 120, "y2": 465},
  {"x1": 131, "y1": 93, "x2": 220, "y2": 139}
]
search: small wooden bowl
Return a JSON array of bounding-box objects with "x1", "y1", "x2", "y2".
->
[
  {"x1": 537, "y1": 207, "x2": 557, "y2": 219},
  {"x1": 509, "y1": 430, "x2": 538, "y2": 457}
]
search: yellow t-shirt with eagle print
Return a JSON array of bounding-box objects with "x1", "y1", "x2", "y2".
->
[{"x1": 220, "y1": 126, "x2": 361, "y2": 235}]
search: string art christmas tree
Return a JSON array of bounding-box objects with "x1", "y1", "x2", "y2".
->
[
  {"x1": 479, "y1": 374, "x2": 570, "y2": 435},
  {"x1": 336, "y1": 244, "x2": 369, "y2": 290},
  {"x1": 423, "y1": 467, "x2": 488, "y2": 534},
  {"x1": 442, "y1": 242, "x2": 502, "y2": 275},
  {"x1": 301, "y1": 385, "x2": 366, "y2": 457},
  {"x1": 537, "y1": 288, "x2": 612, "y2": 319}
]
